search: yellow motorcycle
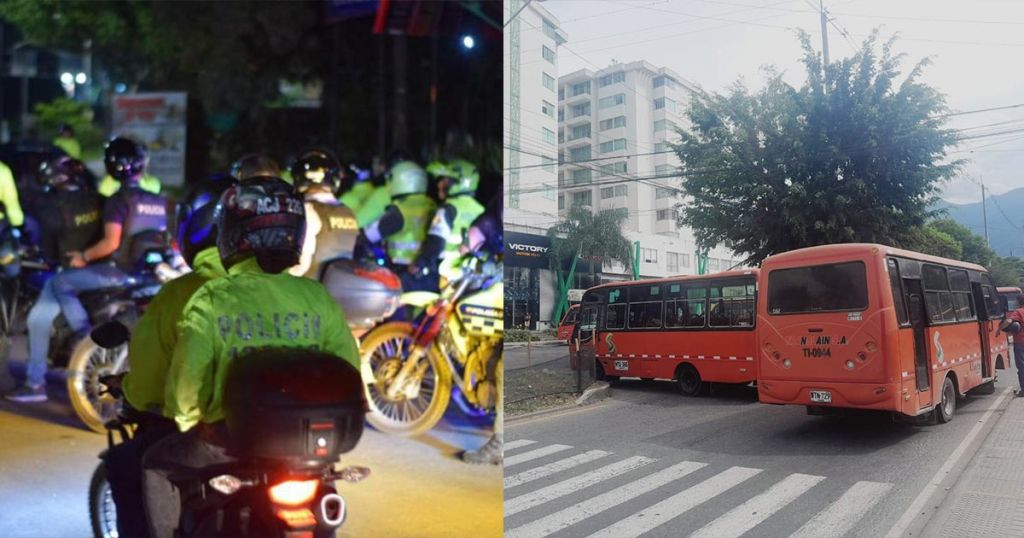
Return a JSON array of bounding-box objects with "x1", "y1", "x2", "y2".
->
[{"x1": 359, "y1": 254, "x2": 502, "y2": 436}]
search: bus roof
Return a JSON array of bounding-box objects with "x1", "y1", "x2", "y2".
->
[
  {"x1": 581, "y1": 269, "x2": 760, "y2": 296},
  {"x1": 998, "y1": 287, "x2": 1022, "y2": 294},
  {"x1": 761, "y1": 243, "x2": 989, "y2": 273}
]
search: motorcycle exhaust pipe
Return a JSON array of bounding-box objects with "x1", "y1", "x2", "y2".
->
[{"x1": 320, "y1": 493, "x2": 347, "y2": 528}]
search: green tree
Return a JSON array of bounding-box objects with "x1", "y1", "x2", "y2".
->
[
  {"x1": 991, "y1": 257, "x2": 1024, "y2": 288},
  {"x1": 34, "y1": 98, "x2": 104, "y2": 159},
  {"x1": 926, "y1": 218, "x2": 996, "y2": 267},
  {"x1": 548, "y1": 204, "x2": 634, "y2": 323},
  {"x1": 674, "y1": 31, "x2": 961, "y2": 264},
  {"x1": 904, "y1": 224, "x2": 962, "y2": 260}
]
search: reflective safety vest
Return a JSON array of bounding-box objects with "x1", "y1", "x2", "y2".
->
[
  {"x1": 443, "y1": 195, "x2": 485, "y2": 253},
  {"x1": 98, "y1": 174, "x2": 162, "y2": 197},
  {"x1": 355, "y1": 185, "x2": 391, "y2": 228},
  {"x1": 387, "y1": 194, "x2": 436, "y2": 265},
  {"x1": 339, "y1": 182, "x2": 375, "y2": 212},
  {"x1": 53, "y1": 137, "x2": 82, "y2": 159}
]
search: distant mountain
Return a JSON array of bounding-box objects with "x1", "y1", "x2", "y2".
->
[{"x1": 937, "y1": 187, "x2": 1024, "y2": 257}]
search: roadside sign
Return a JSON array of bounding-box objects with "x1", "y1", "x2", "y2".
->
[
  {"x1": 567, "y1": 289, "x2": 585, "y2": 302},
  {"x1": 112, "y1": 93, "x2": 187, "y2": 187}
]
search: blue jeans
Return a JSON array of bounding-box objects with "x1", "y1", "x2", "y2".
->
[
  {"x1": 25, "y1": 265, "x2": 131, "y2": 387},
  {"x1": 1014, "y1": 344, "x2": 1024, "y2": 391}
]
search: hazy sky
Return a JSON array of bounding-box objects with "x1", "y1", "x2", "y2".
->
[{"x1": 540, "y1": 0, "x2": 1024, "y2": 213}]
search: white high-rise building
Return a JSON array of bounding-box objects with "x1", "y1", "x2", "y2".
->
[
  {"x1": 504, "y1": 1, "x2": 567, "y2": 329},
  {"x1": 558, "y1": 61, "x2": 743, "y2": 281}
]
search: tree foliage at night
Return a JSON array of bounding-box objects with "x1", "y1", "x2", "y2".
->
[{"x1": 674, "y1": 31, "x2": 962, "y2": 264}]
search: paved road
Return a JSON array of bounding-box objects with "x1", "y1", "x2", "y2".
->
[
  {"x1": 505, "y1": 373, "x2": 1014, "y2": 538},
  {"x1": 0, "y1": 337, "x2": 502, "y2": 538}
]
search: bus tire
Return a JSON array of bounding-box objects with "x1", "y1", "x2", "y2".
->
[
  {"x1": 935, "y1": 375, "x2": 956, "y2": 424},
  {"x1": 596, "y1": 362, "x2": 619, "y2": 385},
  {"x1": 676, "y1": 364, "x2": 707, "y2": 397}
]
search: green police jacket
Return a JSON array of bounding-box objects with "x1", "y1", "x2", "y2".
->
[
  {"x1": 53, "y1": 137, "x2": 82, "y2": 159},
  {"x1": 339, "y1": 182, "x2": 375, "y2": 212},
  {"x1": 0, "y1": 162, "x2": 24, "y2": 227},
  {"x1": 388, "y1": 194, "x2": 437, "y2": 265},
  {"x1": 122, "y1": 247, "x2": 226, "y2": 415},
  {"x1": 354, "y1": 185, "x2": 391, "y2": 228},
  {"x1": 98, "y1": 173, "x2": 162, "y2": 197},
  {"x1": 165, "y1": 256, "x2": 359, "y2": 432},
  {"x1": 442, "y1": 195, "x2": 485, "y2": 253}
]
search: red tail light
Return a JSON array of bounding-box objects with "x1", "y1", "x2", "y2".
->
[{"x1": 269, "y1": 480, "x2": 318, "y2": 506}]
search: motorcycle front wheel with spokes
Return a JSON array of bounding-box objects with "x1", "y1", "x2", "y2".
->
[
  {"x1": 67, "y1": 337, "x2": 126, "y2": 433},
  {"x1": 360, "y1": 322, "x2": 451, "y2": 437}
]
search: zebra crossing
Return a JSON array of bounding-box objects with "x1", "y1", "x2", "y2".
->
[{"x1": 504, "y1": 439, "x2": 894, "y2": 538}]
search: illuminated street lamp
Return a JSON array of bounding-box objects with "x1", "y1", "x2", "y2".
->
[
  {"x1": 75, "y1": 72, "x2": 87, "y2": 84},
  {"x1": 60, "y1": 72, "x2": 74, "y2": 85},
  {"x1": 461, "y1": 35, "x2": 475, "y2": 50}
]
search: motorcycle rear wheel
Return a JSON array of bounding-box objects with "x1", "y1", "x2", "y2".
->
[
  {"x1": 88, "y1": 463, "x2": 118, "y2": 538},
  {"x1": 67, "y1": 337, "x2": 126, "y2": 433},
  {"x1": 360, "y1": 322, "x2": 451, "y2": 437}
]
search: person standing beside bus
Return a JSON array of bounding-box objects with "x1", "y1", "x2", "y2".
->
[{"x1": 1000, "y1": 293, "x2": 1024, "y2": 397}]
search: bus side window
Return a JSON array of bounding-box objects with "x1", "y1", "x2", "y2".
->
[
  {"x1": 981, "y1": 274, "x2": 1005, "y2": 319},
  {"x1": 887, "y1": 258, "x2": 909, "y2": 326},
  {"x1": 922, "y1": 264, "x2": 956, "y2": 324},
  {"x1": 606, "y1": 304, "x2": 626, "y2": 330},
  {"x1": 948, "y1": 269, "x2": 975, "y2": 321}
]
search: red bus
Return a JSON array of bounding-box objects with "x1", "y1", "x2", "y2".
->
[
  {"x1": 757, "y1": 244, "x2": 1008, "y2": 422},
  {"x1": 557, "y1": 304, "x2": 579, "y2": 342},
  {"x1": 570, "y1": 270, "x2": 759, "y2": 396}
]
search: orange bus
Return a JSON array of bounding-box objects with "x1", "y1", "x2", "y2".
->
[
  {"x1": 757, "y1": 244, "x2": 1008, "y2": 422},
  {"x1": 571, "y1": 270, "x2": 759, "y2": 396},
  {"x1": 998, "y1": 286, "x2": 1022, "y2": 312},
  {"x1": 557, "y1": 304, "x2": 579, "y2": 342}
]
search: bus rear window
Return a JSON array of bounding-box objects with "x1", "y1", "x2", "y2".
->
[{"x1": 768, "y1": 262, "x2": 868, "y2": 314}]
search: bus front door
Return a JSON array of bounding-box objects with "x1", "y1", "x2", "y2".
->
[
  {"x1": 971, "y1": 282, "x2": 994, "y2": 381},
  {"x1": 905, "y1": 279, "x2": 933, "y2": 408},
  {"x1": 574, "y1": 304, "x2": 599, "y2": 377}
]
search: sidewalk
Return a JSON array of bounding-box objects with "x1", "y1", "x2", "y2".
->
[
  {"x1": 918, "y1": 389, "x2": 1024, "y2": 537},
  {"x1": 504, "y1": 338, "x2": 565, "y2": 350}
]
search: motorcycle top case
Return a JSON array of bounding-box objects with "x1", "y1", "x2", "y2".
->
[
  {"x1": 222, "y1": 349, "x2": 367, "y2": 465},
  {"x1": 321, "y1": 258, "x2": 401, "y2": 330}
]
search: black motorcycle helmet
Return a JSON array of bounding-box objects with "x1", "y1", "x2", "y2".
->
[
  {"x1": 104, "y1": 137, "x2": 147, "y2": 184},
  {"x1": 230, "y1": 154, "x2": 281, "y2": 181},
  {"x1": 290, "y1": 149, "x2": 343, "y2": 194},
  {"x1": 216, "y1": 177, "x2": 305, "y2": 273},
  {"x1": 37, "y1": 156, "x2": 88, "y2": 191},
  {"x1": 175, "y1": 174, "x2": 239, "y2": 267}
]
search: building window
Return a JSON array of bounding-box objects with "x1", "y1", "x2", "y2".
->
[
  {"x1": 569, "y1": 145, "x2": 592, "y2": 162},
  {"x1": 542, "y1": 156, "x2": 555, "y2": 172},
  {"x1": 600, "y1": 185, "x2": 628, "y2": 199},
  {"x1": 653, "y1": 75, "x2": 678, "y2": 89},
  {"x1": 654, "y1": 119, "x2": 677, "y2": 133},
  {"x1": 655, "y1": 141, "x2": 673, "y2": 153},
  {"x1": 543, "y1": 18, "x2": 559, "y2": 40},
  {"x1": 542, "y1": 128, "x2": 555, "y2": 145},
  {"x1": 598, "y1": 71, "x2": 626, "y2": 87},
  {"x1": 571, "y1": 124, "x2": 591, "y2": 140},
  {"x1": 599, "y1": 139, "x2": 627, "y2": 153},
  {"x1": 667, "y1": 252, "x2": 680, "y2": 273},
  {"x1": 543, "y1": 184, "x2": 555, "y2": 200},
  {"x1": 542, "y1": 45, "x2": 555, "y2": 64},
  {"x1": 709, "y1": 258, "x2": 720, "y2": 271},
  {"x1": 558, "y1": 107, "x2": 564, "y2": 122},
  {"x1": 599, "y1": 162, "x2": 628, "y2": 176},
  {"x1": 542, "y1": 100, "x2": 555, "y2": 118},
  {"x1": 655, "y1": 165, "x2": 675, "y2": 176},
  {"x1": 680, "y1": 253, "x2": 691, "y2": 268},
  {"x1": 599, "y1": 116, "x2": 627, "y2": 131},
  {"x1": 654, "y1": 97, "x2": 677, "y2": 112},
  {"x1": 641, "y1": 248, "x2": 658, "y2": 264},
  {"x1": 655, "y1": 186, "x2": 676, "y2": 198},
  {"x1": 601, "y1": 207, "x2": 628, "y2": 220},
  {"x1": 543, "y1": 73, "x2": 555, "y2": 91},
  {"x1": 571, "y1": 81, "x2": 591, "y2": 96},
  {"x1": 599, "y1": 93, "x2": 625, "y2": 109},
  {"x1": 572, "y1": 169, "x2": 592, "y2": 184},
  {"x1": 572, "y1": 102, "x2": 590, "y2": 117},
  {"x1": 572, "y1": 190, "x2": 592, "y2": 207},
  {"x1": 657, "y1": 209, "x2": 678, "y2": 221},
  {"x1": 558, "y1": 194, "x2": 564, "y2": 210},
  {"x1": 559, "y1": 87, "x2": 565, "y2": 100}
]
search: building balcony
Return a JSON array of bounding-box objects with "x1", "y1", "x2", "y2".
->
[{"x1": 562, "y1": 90, "x2": 591, "y2": 105}]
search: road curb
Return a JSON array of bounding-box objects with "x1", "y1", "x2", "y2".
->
[
  {"x1": 890, "y1": 385, "x2": 1016, "y2": 538},
  {"x1": 576, "y1": 381, "x2": 611, "y2": 406},
  {"x1": 505, "y1": 339, "x2": 565, "y2": 350}
]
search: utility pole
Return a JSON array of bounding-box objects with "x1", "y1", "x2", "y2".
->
[
  {"x1": 981, "y1": 176, "x2": 990, "y2": 246},
  {"x1": 819, "y1": 0, "x2": 830, "y2": 87}
]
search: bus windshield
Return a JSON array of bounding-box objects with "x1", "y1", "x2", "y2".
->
[{"x1": 768, "y1": 261, "x2": 868, "y2": 314}]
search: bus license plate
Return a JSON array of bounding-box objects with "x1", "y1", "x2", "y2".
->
[
  {"x1": 614, "y1": 360, "x2": 628, "y2": 371},
  {"x1": 810, "y1": 390, "x2": 832, "y2": 403}
]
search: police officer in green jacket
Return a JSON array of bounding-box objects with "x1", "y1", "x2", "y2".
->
[
  {"x1": 53, "y1": 124, "x2": 82, "y2": 159},
  {"x1": 338, "y1": 161, "x2": 375, "y2": 212},
  {"x1": 108, "y1": 174, "x2": 237, "y2": 538},
  {"x1": 364, "y1": 161, "x2": 437, "y2": 292},
  {"x1": 142, "y1": 177, "x2": 359, "y2": 538},
  {"x1": 417, "y1": 159, "x2": 485, "y2": 280},
  {"x1": 0, "y1": 159, "x2": 24, "y2": 228}
]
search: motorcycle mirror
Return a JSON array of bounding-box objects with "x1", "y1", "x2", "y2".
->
[{"x1": 91, "y1": 320, "x2": 131, "y2": 349}]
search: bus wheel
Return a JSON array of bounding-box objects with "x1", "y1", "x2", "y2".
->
[
  {"x1": 596, "y1": 362, "x2": 619, "y2": 385},
  {"x1": 676, "y1": 364, "x2": 707, "y2": 397},
  {"x1": 935, "y1": 376, "x2": 956, "y2": 424}
]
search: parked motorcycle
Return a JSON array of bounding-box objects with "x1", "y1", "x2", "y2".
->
[
  {"x1": 87, "y1": 322, "x2": 370, "y2": 538},
  {"x1": 359, "y1": 253, "x2": 503, "y2": 436}
]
